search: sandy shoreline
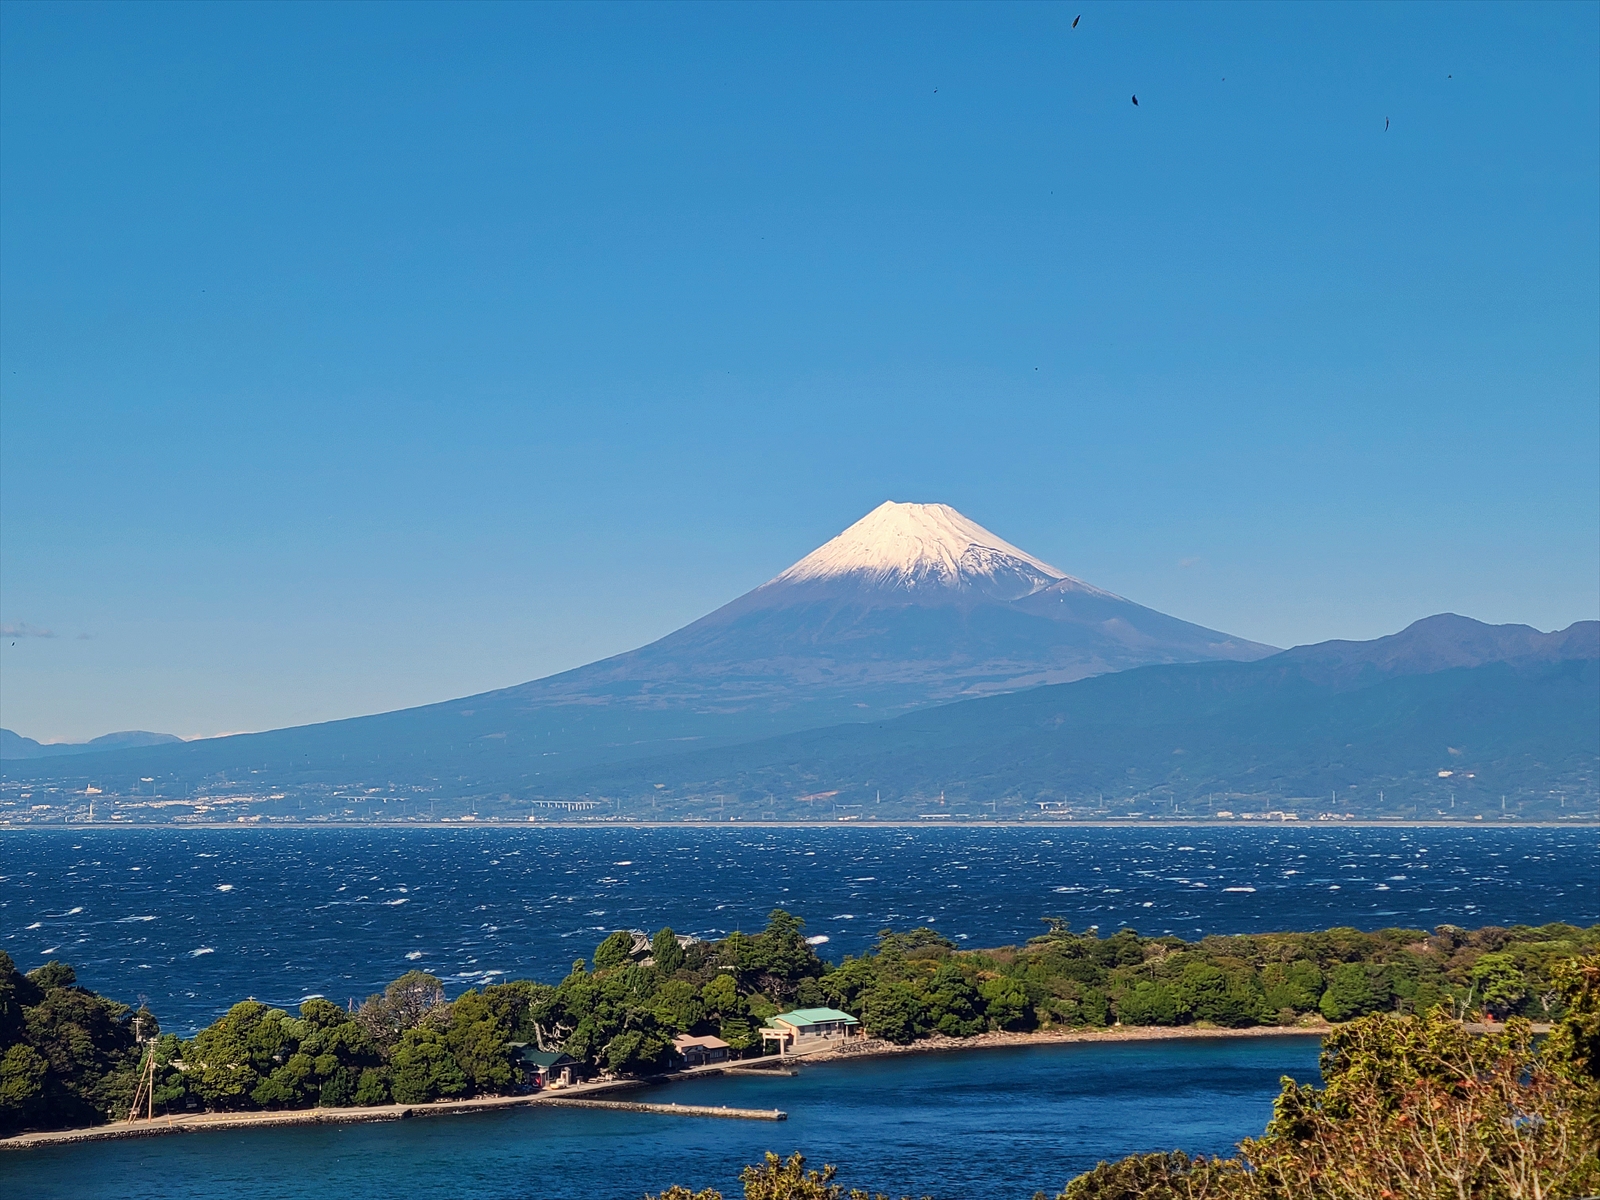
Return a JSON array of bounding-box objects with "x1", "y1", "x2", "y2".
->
[{"x1": 0, "y1": 1023, "x2": 1328, "y2": 1152}]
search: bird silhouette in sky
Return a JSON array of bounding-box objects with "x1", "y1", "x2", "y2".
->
[
  {"x1": 1385, "y1": 117, "x2": 1390, "y2": 131},
  {"x1": 1131, "y1": 95, "x2": 1139, "y2": 106},
  {"x1": 1073, "y1": 14, "x2": 1080, "y2": 27}
]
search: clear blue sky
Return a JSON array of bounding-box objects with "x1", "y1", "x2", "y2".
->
[{"x1": 2, "y1": 1, "x2": 1596, "y2": 742}]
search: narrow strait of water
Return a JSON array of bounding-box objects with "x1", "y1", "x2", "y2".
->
[{"x1": 1, "y1": 825, "x2": 1590, "y2": 1198}]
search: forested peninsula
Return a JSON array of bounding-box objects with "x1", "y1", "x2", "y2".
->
[
  {"x1": 3, "y1": 913, "x2": 1597, "y2": 1137},
  {"x1": 651, "y1": 963, "x2": 1600, "y2": 1199}
]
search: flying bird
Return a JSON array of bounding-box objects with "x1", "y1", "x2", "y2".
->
[
  {"x1": 1072, "y1": 14, "x2": 1080, "y2": 27},
  {"x1": 1385, "y1": 117, "x2": 1390, "y2": 131},
  {"x1": 1131, "y1": 94, "x2": 1139, "y2": 106}
]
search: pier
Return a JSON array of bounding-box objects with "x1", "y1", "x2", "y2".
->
[{"x1": 537, "y1": 1098, "x2": 785, "y2": 1121}]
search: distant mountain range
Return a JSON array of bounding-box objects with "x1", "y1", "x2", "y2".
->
[
  {"x1": 2, "y1": 503, "x2": 1594, "y2": 823},
  {"x1": 0, "y1": 729, "x2": 182, "y2": 761}
]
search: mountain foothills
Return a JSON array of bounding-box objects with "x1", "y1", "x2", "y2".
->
[{"x1": 1, "y1": 503, "x2": 1595, "y2": 822}]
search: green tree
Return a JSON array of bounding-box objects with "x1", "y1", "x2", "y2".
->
[
  {"x1": 652, "y1": 928, "x2": 687, "y2": 975},
  {"x1": 444, "y1": 990, "x2": 513, "y2": 1094},
  {"x1": 603, "y1": 1027, "x2": 674, "y2": 1074},
  {"x1": 652, "y1": 980, "x2": 705, "y2": 1034},
  {"x1": 924, "y1": 965, "x2": 982, "y2": 1037},
  {"x1": 0, "y1": 1044, "x2": 48, "y2": 1132},
  {"x1": 1318, "y1": 963, "x2": 1388, "y2": 1022},
  {"x1": 389, "y1": 1028, "x2": 466, "y2": 1104},
  {"x1": 594, "y1": 930, "x2": 637, "y2": 971},
  {"x1": 701, "y1": 973, "x2": 742, "y2": 1020},
  {"x1": 1470, "y1": 951, "x2": 1528, "y2": 1017},
  {"x1": 318, "y1": 1067, "x2": 357, "y2": 1107},
  {"x1": 1116, "y1": 981, "x2": 1183, "y2": 1026},
  {"x1": 863, "y1": 982, "x2": 924, "y2": 1044},
  {"x1": 353, "y1": 1067, "x2": 390, "y2": 1106},
  {"x1": 187, "y1": 1000, "x2": 295, "y2": 1110},
  {"x1": 977, "y1": 977, "x2": 1032, "y2": 1031},
  {"x1": 1262, "y1": 960, "x2": 1323, "y2": 1015}
]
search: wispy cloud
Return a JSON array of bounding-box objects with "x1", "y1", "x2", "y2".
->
[
  {"x1": 1178, "y1": 557, "x2": 1204, "y2": 570},
  {"x1": 2, "y1": 623, "x2": 57, "y2": 638}
]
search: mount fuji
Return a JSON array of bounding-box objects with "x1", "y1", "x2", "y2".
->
[{"x1": 3, "y1": 502, "x2": 1274, "y2": 793}]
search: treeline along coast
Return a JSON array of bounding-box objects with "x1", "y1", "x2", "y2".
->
[{"x1": 4, "y1": 911, "x2": 1596, "y2": 1137}]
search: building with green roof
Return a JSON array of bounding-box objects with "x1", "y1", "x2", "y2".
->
[{"x1": 761, "y1": 1006, "x2": 862, "y2": 1054}]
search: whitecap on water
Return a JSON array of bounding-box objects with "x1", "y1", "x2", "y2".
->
[
  {"x1": 383, "y1": 898, "x2": 410, "y2": 906},
  {"x1": 188, "y1": 947, "x2": 215, "y2": 957},
  {"x1": 805, "y1": 935, "x2": 830, "y2": 945},
  {"x1": 115, "y1": 915, "x2": 157, "y2": 923},
  {"x1": 215, "y1": 885, "x2": 234, "y2": 893},
  {"x1": 25, "y1": 922, "x2": 41, "y2": 930},
  {"x1": 405, "y1": 951, "x2": 424, "y2": 960},
  {"x1": 613, "y1": 861, "x2": 633, "y2": 866},
  {"x1": 1223, "y1": 887, "x2": 1256, "y2": 893}
]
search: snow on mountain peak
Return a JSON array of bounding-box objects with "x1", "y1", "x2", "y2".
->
[{"x1": 767, "y1": 501, "x2": 1106, "y2": 598}]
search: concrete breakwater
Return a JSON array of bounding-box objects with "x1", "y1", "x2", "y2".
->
[
  {"x1": 540, "y1": 1099, "x2": 785, "y2": 1121},
  {"x1": 1, "y1": 1075, "x2": 789, "y2": 1151}
]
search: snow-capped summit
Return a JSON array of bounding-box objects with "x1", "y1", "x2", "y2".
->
[{"x1": 766, "y1": 501, "x2": 1112, "y2": 602}]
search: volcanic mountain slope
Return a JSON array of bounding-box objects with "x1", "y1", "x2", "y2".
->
[
  {"x1": 2, "y1": 502, "x2": 1273, "y2": 792},
  {"x1": 561, "y1": 615, "x2": 1599, "y2": 820}
]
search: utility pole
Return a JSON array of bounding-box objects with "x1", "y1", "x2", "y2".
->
[{"x1": 126, "y1": 1015, "x2": 157, "y2": 1123}]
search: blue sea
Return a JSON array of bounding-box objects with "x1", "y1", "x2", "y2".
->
[
  {"x1": 2, "y1": 825, "x2": 1592, "y2": 1034},
  {"x1": 1, "y1": 824, "x2": 1593, "y2": 1197}
]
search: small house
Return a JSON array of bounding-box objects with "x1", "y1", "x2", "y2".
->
[
  {"x1": 672, "y1": 1034, "x2": 730, "y2": 1067},
  {"x1": 508, "y1": 1044, "x2": 579, "y2": 1089},
  {"x1": 760, "y1": 1007, "x2": 862, "y2": 1054}
]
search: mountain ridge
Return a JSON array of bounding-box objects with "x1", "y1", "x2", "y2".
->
[
  {"x1": 0, "y1": 728, "x2": 183, "y2": 761},
  {"x1": 544, "y1": 616, "x2": 1599, "y2": 821}
]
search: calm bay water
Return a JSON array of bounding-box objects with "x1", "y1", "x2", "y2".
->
[
  {"x1": 3, "y1": 1035, "x2": 1324, "y2": 1200},
  {"x1": 1, "y1": 824, "x2": 1592, "y2": 1033}
]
